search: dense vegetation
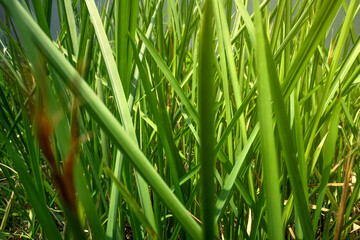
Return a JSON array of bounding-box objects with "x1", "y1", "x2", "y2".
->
[{"x1": 0, "y1": 0, "x2": 359, "y2": 239}]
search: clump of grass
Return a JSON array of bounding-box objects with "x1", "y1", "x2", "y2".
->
[{"x1": 0, "y1": 0, "x2": 359, "y2": 239}]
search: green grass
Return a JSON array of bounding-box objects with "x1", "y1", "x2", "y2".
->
[{"x1": 0, "y1": 0, "x2": 359, "y2": 239}]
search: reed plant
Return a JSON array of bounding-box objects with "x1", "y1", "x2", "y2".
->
[{"x1": 0, "y1": 0, "x2": 359, "y2": 239}]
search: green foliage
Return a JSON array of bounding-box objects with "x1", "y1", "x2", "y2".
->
[{"x1": 0, "y1": 0, "x2": 359, "y2": 239}]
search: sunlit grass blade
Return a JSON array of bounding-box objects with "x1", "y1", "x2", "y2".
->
[
  {"x1": 269, "y1": 0, "x2": 286, "y2": 52},
  {"x1": 233, "y1": 0, "x2": 256, "y2": 44},
  {"x1": 213, "y1": 0, "x2": 248, "y2": 146},
  {"x1": 84, "y1": 0, "x2": 134, "y2": 134},
  {"x1": 62, "y1": 0, "x2": 79, "y2": 57},
  {"x1": 212, "y1": 0, "x2": 234, "y2": 164},
  {"x1": 305, "y1": 0, "x2": 358, "y2": 160},
  {"x1": 254, "y1": 5, "x2": 314, "y2": 239},
  {"x1": 282, "y1": 0, "x2": 342, "y2": 100},
  {"x1": 254, "y1": 2, "x2": 283, "y2": 239},
  {"x1": 273, "y1": 0, "x2": 314, "y2": 61}
]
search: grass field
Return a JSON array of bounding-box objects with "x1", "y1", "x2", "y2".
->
[{"x1": 0, "y1": 0, "x2": 359, "y2": 239}]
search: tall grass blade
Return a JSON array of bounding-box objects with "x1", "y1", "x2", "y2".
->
[
  {"x1": 254, "y1": 2, "x2": 283, "y2": 239},
  {"x1": 198, "y1": 0, "x2": 215, "y2": 239},
  {"x1": 254, "y1": 6, "x2": 314, "y2": 239}
]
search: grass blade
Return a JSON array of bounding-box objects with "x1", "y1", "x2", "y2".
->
[
  {"x1": 254, "y1": 2, "x2": 283, "y2": 238},
  {"x1": 198, "y1": 0, "x2": 215, "y2": 239}
]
